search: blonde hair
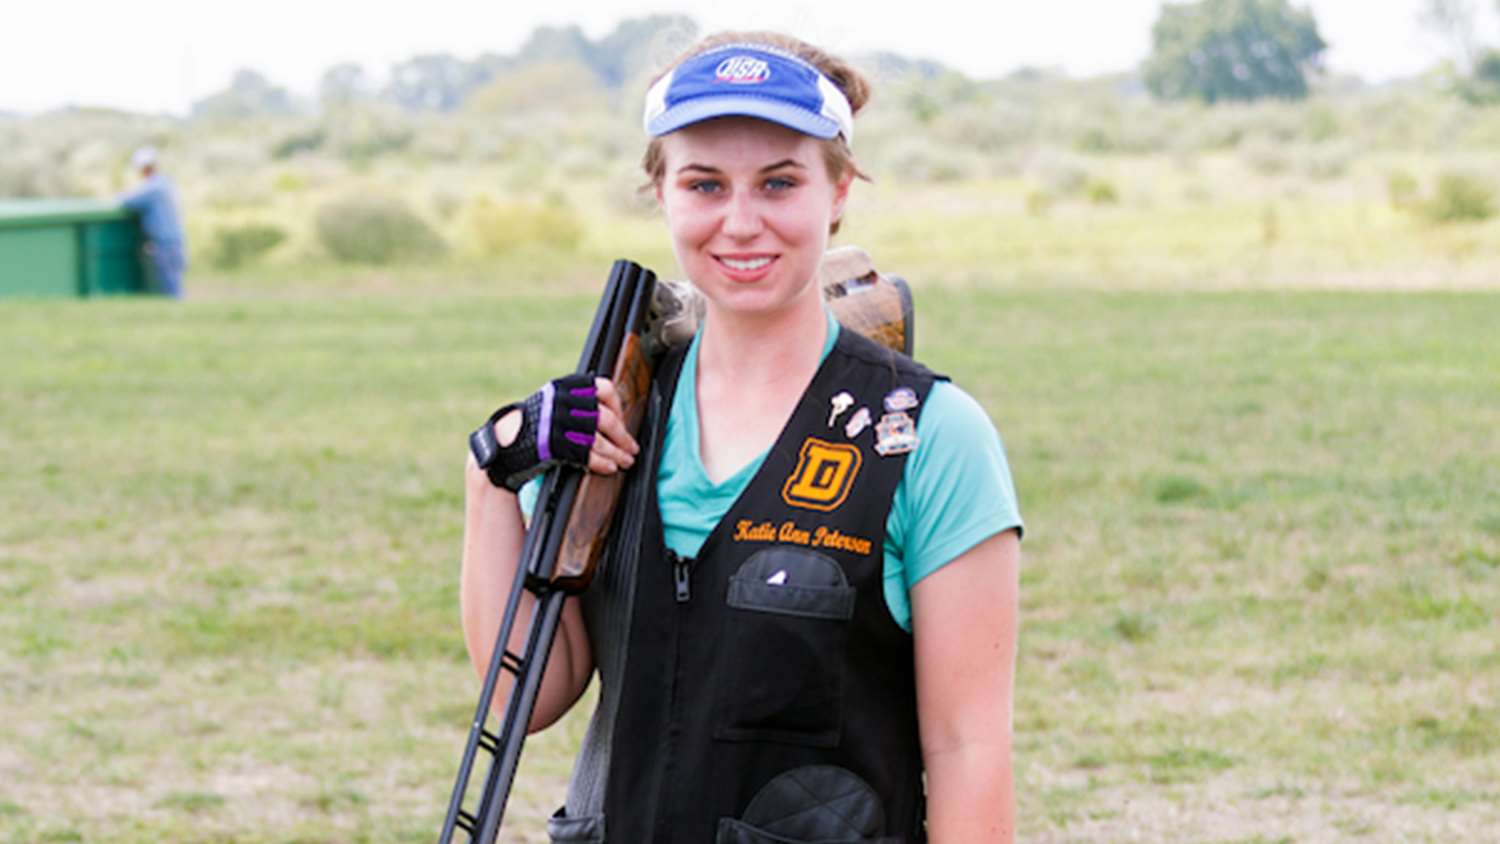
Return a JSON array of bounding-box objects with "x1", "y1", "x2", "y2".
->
[{"x1": 640, "y1": 31, "x2": 872, "y2": 234}]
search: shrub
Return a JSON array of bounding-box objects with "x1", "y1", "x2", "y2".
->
[
  {"x1": 1183, "y1": 101, "x2": 1303, "y2": 151},
  {"x1": 340, "y1": 128, "x2": 413, "y2": 162},
  {"x1": 1028, "y1": 151, "x2": 1090, "y2": 197},
  {"x1": 1024, "y1": 189, "x2": 1052, "y2": 217},
  {"x1": 933, "y1": 100, "x2": 1035, "y2": 152},
  {"x1": 272, "y1": 170, "x2": 307, "y2": 193},
  {"x1": 1302, "y1": 104, "x2": 1341, "y2": 142},
  {"x1": 1154, "y1": 475, "x2": 1207, "y2": 503},
  {"x1": 600, "y1": 169, "x2": 660, "y2": 218},
  {"x1": 465, "y1": 61, "x2": 607, "y2": 116},
  {"x1": 1112, "y1": 611, "x2": 1158, "y2": 643},
  {"x1": 207, "y1": 223, "x2": 286, "y2": 269},
  {"x1": 1085, "y1": 179, "x2": 1120, "y2": 205},
  {"x1": 880, "y1": 139, "x2": 981, "y2": 183},
  {"x1": 428, "y1": 188, "x2": 465, "y2": 221},
  {"x1": 1239, "y1": 136, "x2": 1349, "y2": 181},
  {"x1": 456, "y1": 195, "x2": 585, "y2": 256},
  {"x1": 1238, "y1": 134, "x2": 1291, "y2": 177},
  {"x1": 269, "y1": 128, "x2": 326, "y2": 160},
  {"x1": 1074, "y1": 125, "x2": 1117, "y2": 154},
  {"x1": 315, "y1": 194, "x2": 446, "y2": 264},
  {"x1": 1261, "y1": 204, "x2": 1280, "y2": 248},
  {"x1": 324, "y1": 108, "x2": 416, "y2": 163},
  {"x1": 1459, "y1": 49, "x2": 1500, "y2": 105},
  {"x1": 1182, "y1": 181, "x2": 1215, "y2": 204},
  {"x1": 1420, "y1": 172, "x2": 1496, "y2": 224},
  {"x1": 1386, "y1": 169, "x2": 1420, "y2": 209},
  {"x1": 1293, "y1": 142, "x2": 1351, "y2": 181},
  {"x1": 0, "y1": 153, "x2": 83, "y2": 197}
]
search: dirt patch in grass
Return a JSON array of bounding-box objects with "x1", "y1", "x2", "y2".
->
[{"x1": 1026, "y1": 775, "x2": 1500, "y2": 842}]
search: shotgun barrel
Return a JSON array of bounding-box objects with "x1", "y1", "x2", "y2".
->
[{"x1": 438, "y1": 260, "x2": 659, "y2": 844}]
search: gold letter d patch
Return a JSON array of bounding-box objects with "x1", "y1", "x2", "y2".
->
[{"x1": 781, "y1": 438, "x2": 862, "y2": 512}]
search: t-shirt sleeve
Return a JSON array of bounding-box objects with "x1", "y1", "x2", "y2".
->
[{"x1": 891, "y1": 381, "x2": 1023, "y2": 595}]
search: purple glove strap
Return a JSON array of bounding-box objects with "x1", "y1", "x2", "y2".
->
[{"x1": 567, "y1": 384, "x2": 598, "y2": 448}]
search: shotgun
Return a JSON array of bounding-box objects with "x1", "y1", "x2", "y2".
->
[
  {"x1": 437, "y1": 259, "x2": 666, "y2": 844},
  {"x1": 437, "y1": 250, "x2": 913, "y2": 843}
]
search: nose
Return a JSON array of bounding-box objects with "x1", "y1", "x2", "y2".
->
[{"x1": 720, "y1": 190, "x2": 763, "y2": 240}]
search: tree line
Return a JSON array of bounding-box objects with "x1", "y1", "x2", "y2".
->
[
  {"x1": 186, "y1": 1, "x2": 1500, "y2": 121},
  {"x1": 1145, "y1": 0, "x2": 1500, "y2": 104}
]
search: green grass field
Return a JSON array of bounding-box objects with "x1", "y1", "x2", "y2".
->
[{"x1": 2, "y1": 274, "x2": 1498, "y2": 841}]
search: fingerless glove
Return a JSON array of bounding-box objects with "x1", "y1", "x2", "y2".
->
[{"x1": 469, "y1": 374, "x2": 599, "y2": 491}]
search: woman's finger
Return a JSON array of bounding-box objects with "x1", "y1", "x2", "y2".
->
[
  {"x1": 594, "y1": 377, "x2": 622, "y2": 413},
  {"x1": 587, "y1": 451, "x2": 621, "y2": 475},
  {"x1": 596, "y1": 425, "x2": 636, "y2": 467},
  {"x1": 593, "y1": 379, "x2": 639, "y2": 454},
  {"x1": 595, "y1": 406, "x2": 638, "y2": 455},
  {"x1": 587, "y1": 434, "x2": 635, "y2": 474}
]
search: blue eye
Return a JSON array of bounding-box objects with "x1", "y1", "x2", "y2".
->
[
  {"x1": 688, "y1": 180, "x2": 722, "y2": 194},
  {"x1": 765, "y1": 177, "x2": 796, "y2": 192}
]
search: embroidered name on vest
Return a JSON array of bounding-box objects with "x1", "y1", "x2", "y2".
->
[
  {"x1": 781, "y1": 437, "x2": 861, "y2": 511},
  {"x1": 732, "y1": 519, "x2": 874, "y2": 556}
]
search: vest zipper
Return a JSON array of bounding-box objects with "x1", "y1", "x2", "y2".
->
[{"x1": 667, "y1": 548, "x2": 693, "y2": 603}]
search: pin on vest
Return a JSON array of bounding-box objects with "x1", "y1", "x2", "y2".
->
[
  {"x1": 883, "y1": 387, "x2": 919, "y2": 413},
  {"x1": 845, "y1": 406, "x2": 872, "y2": 439},
  {"x1": 874, "y1": 411, "x2": 919, "y2": 456},
  {"x1": 828, "y1": 391, "x2": 854, "y2": 427}
]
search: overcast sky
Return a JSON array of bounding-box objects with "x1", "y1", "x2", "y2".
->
[{"x1": 5, "y1": 0, "x2": 1498, "y2": 115}]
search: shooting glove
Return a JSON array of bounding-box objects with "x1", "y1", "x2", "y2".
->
[{"x1": 470, "y1": 374, "x2": 599, "y2": 491}]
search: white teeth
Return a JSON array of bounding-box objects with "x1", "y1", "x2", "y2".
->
[{"x1": 721, "y1": 256, "x2": 772, "y2": 271}]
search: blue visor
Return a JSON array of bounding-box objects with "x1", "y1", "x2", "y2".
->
[{"x1": 643, "y1": 44, "x2": 854, "y2": 144}]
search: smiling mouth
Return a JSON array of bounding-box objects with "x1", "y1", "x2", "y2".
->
[{"x1": 717, "y1": 255, "x2": 775, "y2": 271}]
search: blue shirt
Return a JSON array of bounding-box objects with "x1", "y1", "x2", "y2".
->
[
  {"x1": 524, "y1": 311, "x2": 1024, "y2": 630},
  {"x1": 119, "y1": 174, "x2": 185, "y2": 248}
]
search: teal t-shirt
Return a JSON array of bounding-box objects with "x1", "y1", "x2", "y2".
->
[{"x1": 524, "y1": 311, "x2": 1024, "y2": 631}]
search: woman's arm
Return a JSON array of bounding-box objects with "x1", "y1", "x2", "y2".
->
[
  {"x1": 459, "y1": 377, "x2": 638, "y2": 732},
  {"x1": 460, "y1": 458, "x2": 593, "y2": 732},
  {"x1": 911, "y1": 528, "x2": 1021, "y2": 843}
]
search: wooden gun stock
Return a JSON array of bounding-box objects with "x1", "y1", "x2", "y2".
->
[{"x1": 551, "y1": 330, "x2": 654, "y2": 592}]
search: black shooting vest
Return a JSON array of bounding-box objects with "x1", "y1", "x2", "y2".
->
[{"x1": 550, "y1": 328, "x2": 944, "y2": 844}]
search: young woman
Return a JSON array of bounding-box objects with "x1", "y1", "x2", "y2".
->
[{"x1": 461, "y1": 32, "x2": 1023, "y2": 844}]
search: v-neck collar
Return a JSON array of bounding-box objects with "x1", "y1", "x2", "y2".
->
[
  {"x1": 676, "y1": 310, "x2": 841, "y2": 489},
  {"x1": 665, "y1": 311, "x2": 846, "y2": 563}
]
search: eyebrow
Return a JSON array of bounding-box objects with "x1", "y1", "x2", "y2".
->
[{"x1": 675, "y1": 159, "x2": 808, "y2": 175}]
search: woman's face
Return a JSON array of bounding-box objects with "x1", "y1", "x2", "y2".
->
[{"x1": 656, "y1": 116, "x2": 852, "y2": 319}]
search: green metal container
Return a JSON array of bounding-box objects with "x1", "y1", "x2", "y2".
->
[{"x1": 0, "y1": 199, "x2": 149, "y2": 297}]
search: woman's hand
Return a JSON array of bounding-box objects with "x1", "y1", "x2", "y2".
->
[
  {"x1": 478, "y1": 375, "x2": 641, "y2": 489},
  {"x1": 582, "y1": 377, "x2": 640, "y2": 475}
]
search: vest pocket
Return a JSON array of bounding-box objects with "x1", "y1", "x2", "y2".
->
[
  {"x1": 715, "y1": 764, "x2": 903, "y2": 843},
  {"x1": 714, "y1": 548, "x2": 856, "y2": 748},
  {"x1": 716, "y1": 819, "x2": 904, "y2": 844},
  {"x1": 546, "y1": 807, "x2": 605, "y2": 843}
]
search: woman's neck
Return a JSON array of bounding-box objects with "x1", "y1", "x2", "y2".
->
[{"x1": 696, "y1": 296, "x2": 828, "y2": 389}]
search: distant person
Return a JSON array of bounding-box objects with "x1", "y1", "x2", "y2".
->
[{"x1": 119, "y1": 146, "x2": 186, "y2": 298}]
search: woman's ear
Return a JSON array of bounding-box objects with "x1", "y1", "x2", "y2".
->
[{"x1": 830, "y1": 170, "x2": 855, "y2": 224}]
